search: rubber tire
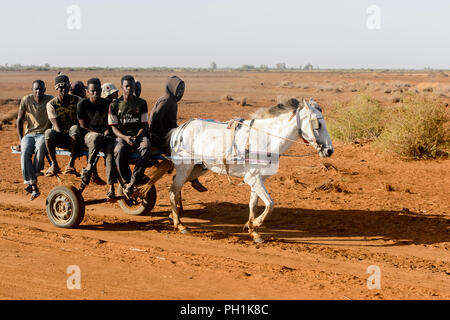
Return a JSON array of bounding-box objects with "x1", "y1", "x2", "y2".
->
[
  {"x1": 117, "y1": 184, "x2": 157, "y2": 216},
  {"x1": 46, "y1": 185, "x2": 85, "y2": 228}
]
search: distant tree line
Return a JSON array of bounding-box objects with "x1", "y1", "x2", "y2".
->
[{"x1": 1, "y1": 63, "x2": 448, "y2": 73}]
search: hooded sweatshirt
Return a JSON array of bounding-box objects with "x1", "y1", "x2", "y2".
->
[{"x1": 148, "y1": 76, "x2": 184, "y2": 141}]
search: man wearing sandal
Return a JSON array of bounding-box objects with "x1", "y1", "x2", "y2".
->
[
  {"x1": 44, "y1": 73, "x2": 82, "y2": 176},
  {"x1": 16, "y1": 80, "x2": 53, "y2": 200}
]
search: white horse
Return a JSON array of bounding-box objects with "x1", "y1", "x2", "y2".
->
[{"x1": 167, "y1": 98, "x2": 334, "y2": 242}]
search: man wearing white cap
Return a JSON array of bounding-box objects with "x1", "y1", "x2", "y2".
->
[{"x1": 101, "y1": 83, "x2": 119, "y2": 102}]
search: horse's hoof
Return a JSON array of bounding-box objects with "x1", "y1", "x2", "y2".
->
[
  {"x1": 178, "y1": 226, "x2": 190, "y2": 234},
  {"x1": 253, "y1": 236, "x2": 264, "y2": 243},
  {"x1": 251, "y1": 231, "x2": 264, "y2": 243}
]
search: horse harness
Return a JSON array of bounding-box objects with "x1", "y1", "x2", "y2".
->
[
  {"x1": 295, "y1": 105, "x2": 323, "y2": 151},
  {"x1": 226, "y1": 118, "x2": 255, "y2": 161}
]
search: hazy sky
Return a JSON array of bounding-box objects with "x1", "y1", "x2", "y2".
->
[{"x1": 1, "y1": 0, "x2": 449, "y2": 69}]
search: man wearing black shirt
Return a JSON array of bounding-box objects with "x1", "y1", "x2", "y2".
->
[{"x1": 77, "y1": 78, "x2": 116, "y2": 199}]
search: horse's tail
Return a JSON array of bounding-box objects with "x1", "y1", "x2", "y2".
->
[{"x1": 165, "y1": 127, "x2": 178, "y2": 144}]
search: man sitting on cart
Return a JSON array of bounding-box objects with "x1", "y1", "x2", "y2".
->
[
  {"x1": 75, "y1": 77, "x2": 117, "y2": 199},
  {"x1": 149, "y1": 75, "x2": 207, "y2": 192},
  {"x1": 108, "y1": 75, "x2": 151, "y2": 197},
  {"x1": 44, "y1": 73, "x2": 83, "y2": 176},
  {"x1": 16, "y1": 80, "x2": 54, "y2": 200}
]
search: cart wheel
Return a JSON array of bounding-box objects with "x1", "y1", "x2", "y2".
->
[
  {"x1": 117, "y1": 184, "x2": 157, "y2": 216},
  {"x1": 46, "y1": 185, "x2": 85, "y2": 228}
]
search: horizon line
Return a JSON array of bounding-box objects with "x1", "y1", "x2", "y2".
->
[{"x1": 0, "y1": 65, "x2": 449, "y2": 73}]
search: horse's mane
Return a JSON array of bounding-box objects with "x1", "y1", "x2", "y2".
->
[{"x1": 250, "y1": 98, "x2": 302, "y2": 119}]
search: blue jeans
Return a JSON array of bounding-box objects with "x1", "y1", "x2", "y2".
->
[{"x1": 21, "y1": 133, "x2": 46, "y2": 185}]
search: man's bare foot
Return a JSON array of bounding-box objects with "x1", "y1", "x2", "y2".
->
[
  {"x1": 45, "y1": 165, "x2": 61, "y2": 177},
  {"x1": 63, "y1": 165, "x2": 77, "y2": 175}
]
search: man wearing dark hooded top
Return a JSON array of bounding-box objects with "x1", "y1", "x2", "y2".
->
[
  {"x1": 148, "y1": 76, "x2": 182, "y2": 143},
  {"x1": 149, "y1": 76, "x2": 207, "y2": 192}
]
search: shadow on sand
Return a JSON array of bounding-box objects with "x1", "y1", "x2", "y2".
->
[{"x1": 80, "y1": 201, "x2": 449, "y2": 247}]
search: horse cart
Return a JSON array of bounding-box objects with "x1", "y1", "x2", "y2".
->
[
  {"x1": 12, "y1": 146, "x2": 174, "y2": 229},
  {"x1": 12, "y1": 99, "x2": 335, "y2": 242}
]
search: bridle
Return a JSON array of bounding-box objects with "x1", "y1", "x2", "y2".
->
[{"x1": 294, "y1": 100, "x2": 323, "y2": 152}]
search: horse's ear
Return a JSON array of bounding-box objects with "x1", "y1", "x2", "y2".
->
[
  {"x1": 286, "y1": 98, "x2": 299, "y2": 109},
  {"x1": 303, "y1": 99, "x2": 311, "y2": 111},
  {"x1": 309, "y1": 98, "x2": 322, "y2": 112}
]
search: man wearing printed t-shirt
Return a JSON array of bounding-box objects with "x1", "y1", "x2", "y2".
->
[
  {"x1": 44, "y1": 73, "x2": 82, "y2": 176},
  {"x1": 108, "y1": 75, "x2": 150, "y2": 197}
]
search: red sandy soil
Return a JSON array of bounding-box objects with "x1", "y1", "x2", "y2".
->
[{"x1": 0, "y1": 71, "x2": 448, "y2": 300}]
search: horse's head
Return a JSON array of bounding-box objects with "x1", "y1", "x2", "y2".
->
[{"x1": 297, "y1": 99, "x2": 334, "y2": 158}]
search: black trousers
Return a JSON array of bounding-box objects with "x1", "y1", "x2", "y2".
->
[{"x1": 114, "y1": 136, "x2": 151, "y2": 186}]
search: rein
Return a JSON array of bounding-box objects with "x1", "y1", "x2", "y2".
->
[{"x1": 238, "y1": 108, "x2": 320, "y2": 150}]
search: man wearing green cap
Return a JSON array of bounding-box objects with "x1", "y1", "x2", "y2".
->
[{"x1": 44, "y1": 73, "x2": 82, "y2": 176}]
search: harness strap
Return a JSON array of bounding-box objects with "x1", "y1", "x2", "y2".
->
[
  {"x1": 223, "y1": 118, "x2": 252, "y2": 186},
  {"x1": 296, "y1": 106, "x2": 302, "y2": 136},
  {"x1": 245, "y1": 119, "x2": 255, "y2": 162},
  {"x1": 229, "y1": 120, "x2": 240, "y2": 157}
]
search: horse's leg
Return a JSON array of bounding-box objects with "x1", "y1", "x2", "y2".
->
[
  {"x1": 244, "y1": 174, "x2": 270, "y2": 231},
  {"x1": 252, "y1": 182, "x2": 274, "y2": 229},
  {"x1": 169, "y1": 164, "x2": 194, "y2": 234},
  {"x1": 243, "y1": 190, "x2": 258, "y2": 231},
  {"x1": 244, "y1": 174, "x2": 274, "y2": 243}
]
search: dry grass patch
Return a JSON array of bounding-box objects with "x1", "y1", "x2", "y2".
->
[
  {"x1": 375, "y1": 93, "x2": 449, "y2": 159},
  {"x1": 327, "y1": 94, "x2": 385, "y2": 143}
]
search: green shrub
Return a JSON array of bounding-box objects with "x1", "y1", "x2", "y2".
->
[
  {"x1": 327, "y1": 94, "x2": 385, "y2": 142},
  {"x1": 375, "y1": 93, "x2": 449, "y2": 159}
]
